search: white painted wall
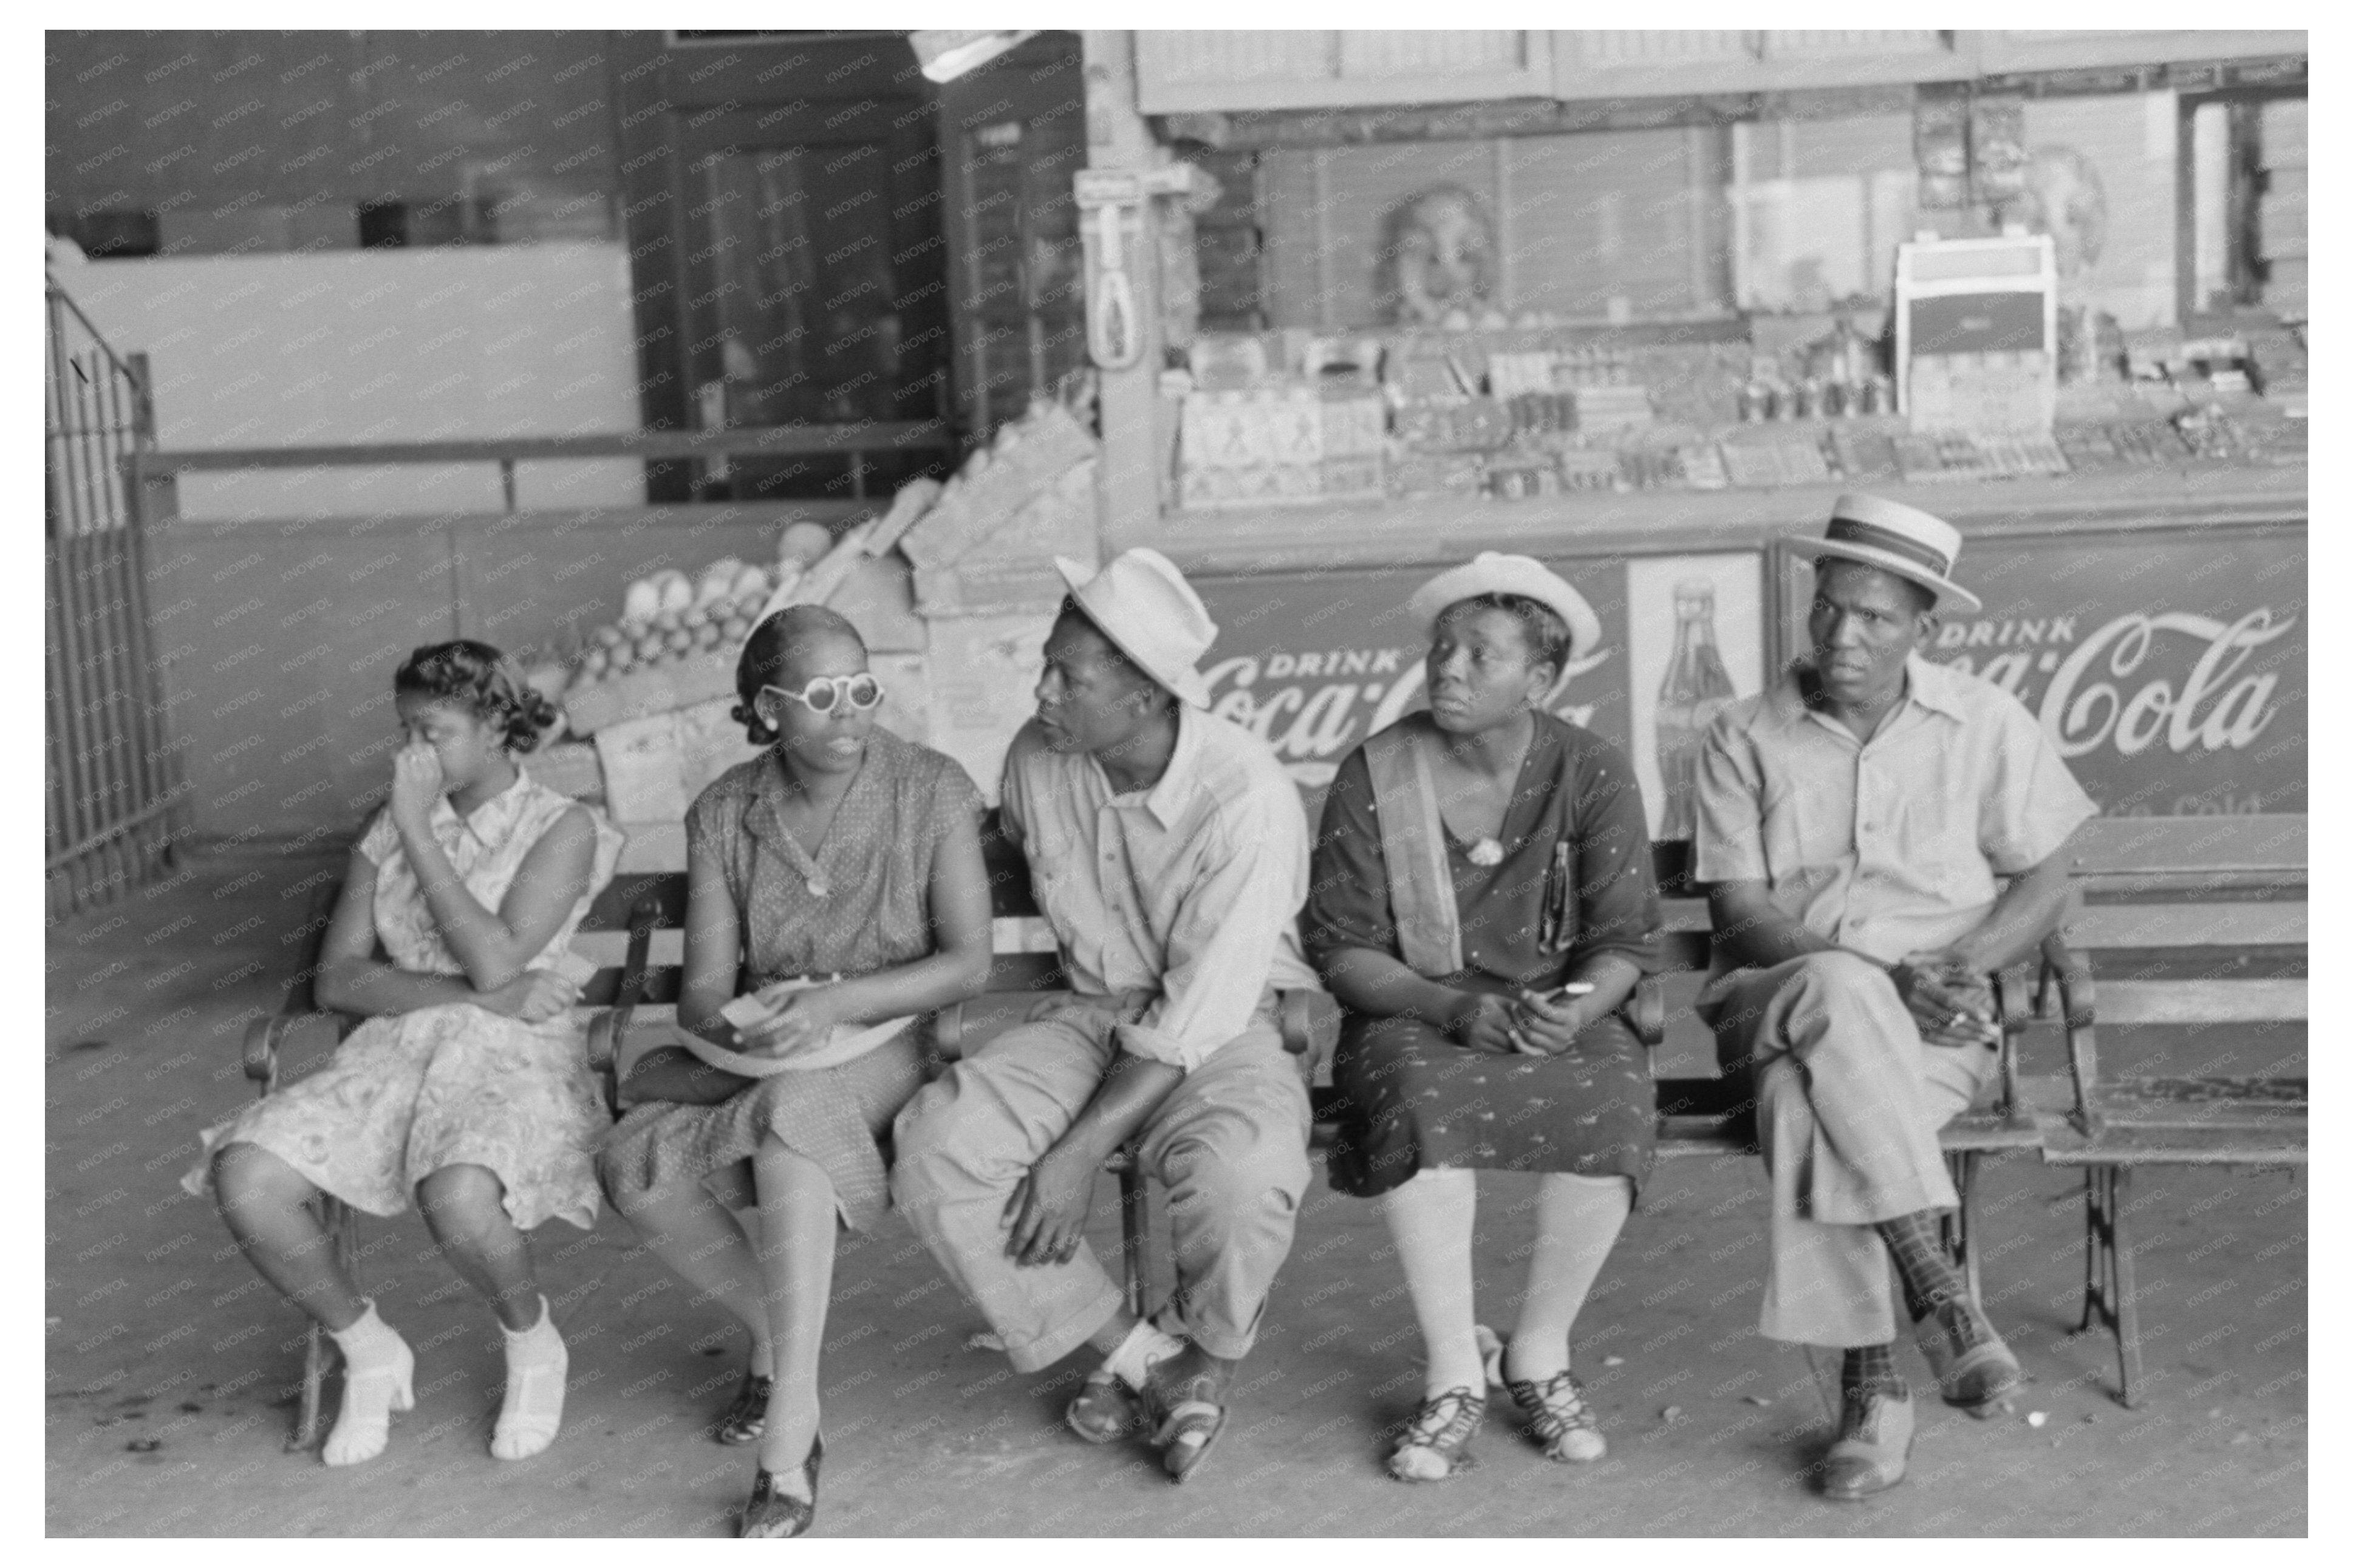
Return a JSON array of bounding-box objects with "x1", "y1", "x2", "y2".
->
[{"x1": 50, "y1": 242, "x2": 644, "y2": 519}]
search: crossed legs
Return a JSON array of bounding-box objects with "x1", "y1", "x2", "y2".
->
[{"x1": 609, "y1": 1135, "x2": 839, "y2": 1498}]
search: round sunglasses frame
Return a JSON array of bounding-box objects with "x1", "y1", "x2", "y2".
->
[{"x1": 759, "y1": 673, "x2": 887, "y2": 715}]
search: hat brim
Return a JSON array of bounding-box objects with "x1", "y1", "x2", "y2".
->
[
  {"x1": 1053, "y1": 556, "x2": 1212, "y2": 708},
  {"x1": 1407, "y1": 563, "x2": 1605, "y2": 701},
  {"x1": 1808, "y1": 540, "x2": 1982, "y2": 614}
]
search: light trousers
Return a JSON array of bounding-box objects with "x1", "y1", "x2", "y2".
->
[
  {"x1": 1698, "y1": 952, "x2": 1999, "y2": 1347},
  {"x1": 890, "y1": 997, "x2": 1313, "y2": 1373}
]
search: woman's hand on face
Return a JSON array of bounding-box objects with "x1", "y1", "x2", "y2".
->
[
  {"x1": 1449, "y1": 992, "x2": 1521, "y2": 1055},
  {"x1": 1508, "y1": 989, "x2": 1587, "y2": 1056},
  {"x1": 390, "y1": 741, "x2": 445, "y2": 830},
  {"x1": 736, "y1": 985, "x2": 845, "y2": 1059}
]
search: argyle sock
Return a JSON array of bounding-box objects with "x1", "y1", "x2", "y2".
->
[
  {"x1": 1876, "y1": 1210, "x2": 1968, "y2": 1324},
  {"x1": 1840, "y1": 1342, "x2": 1907, "y2": 1403}
]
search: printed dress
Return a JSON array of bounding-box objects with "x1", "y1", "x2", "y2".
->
[
  {"x1": 183, "y1": 769, "x2": 624, "y2": 1230},
  {"x1": 596, "y1": 728, "x2": 984, "y2": 1232},
  {"x1": 1305, "y1": 712, "x2": 1663, "y2": 1200}
]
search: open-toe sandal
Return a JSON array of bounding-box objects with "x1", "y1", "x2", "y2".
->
[
  {"x1": 1507, "y1": 1368, "x2": 1607, "y2": 1464},
  {"x1": 1387, "y1": 1387, "x2": 1486, "y2": 1482}
]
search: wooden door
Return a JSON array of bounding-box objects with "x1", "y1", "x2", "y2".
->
[{"x1": 674, "y1": 104, "x2": 952, "y2": 499}]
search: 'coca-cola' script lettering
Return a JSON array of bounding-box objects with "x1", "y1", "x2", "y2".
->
[{"x1": 1941, "y1": 608, "x2": 2295, "y2": 760}]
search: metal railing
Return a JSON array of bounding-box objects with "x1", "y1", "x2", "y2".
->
[
  {"x1": 126, "y1": 421, "x2": 958, "y2": 523},
  {"x1": 46, "y1": 273, "x2": 182, "y2": 919}
]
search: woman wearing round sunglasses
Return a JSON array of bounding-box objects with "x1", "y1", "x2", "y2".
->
[{"x1": 597, "y1": 604, "x2": 993, "y2": 1536}]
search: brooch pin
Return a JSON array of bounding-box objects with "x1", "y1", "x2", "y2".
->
[{"x1": 1467, "y1": 838, "x2": 1506, "y2": 867}]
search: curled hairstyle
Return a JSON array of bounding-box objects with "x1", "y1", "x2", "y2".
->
[
  {"x1": 733, "y1": 604, "x2": 868, "y2": 746},
  {"x1": 1444, "y1": 591, "x2": 1573, "y2": 684},
  {"x1": 394, "y1": 639, "x2": 556, "y2": 753}
]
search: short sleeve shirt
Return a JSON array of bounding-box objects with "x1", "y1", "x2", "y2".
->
[
  {"x1": 1693, "y1": 654, "x2": 2097, "y2": 965},
  {"x1": 685, "y1": 726, "x2": 985, "y2": 987}
]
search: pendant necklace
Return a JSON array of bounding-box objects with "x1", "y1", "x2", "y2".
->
[{"x1": 1467, "y1": 838, "x2": 1506, "y2": 867}]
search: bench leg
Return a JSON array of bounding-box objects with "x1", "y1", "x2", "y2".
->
[
  {"x1": 289, "y1": 1195, "x2": 360, "y2": 1453},
  {"x1": 2108, "y1": 1168, "x2": 2145, "y2": 1408},
  {"x1": 2074, "y1": 1165, "x2": 2143, "y2": 1408},
  {"x1": 1118, "y1": 1163, "x2": 1150, "y2": 1320},
  {"x1": 1940, "y1": 1150, "x2": 1983, "y2": 1311}
]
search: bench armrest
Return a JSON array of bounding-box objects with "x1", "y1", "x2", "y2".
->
[
  {"x1": 242, "y1": 1013, "x2": 299, "y2": 1089},
  {"x1": 2039, "y1": 927, "x2": 2103, "y2": 1136},
  {"x1": 242, "y1": 1009, "x2": 361, "y2": 1095},
  {"x1": 1628, "y1": 976, "x2": 1665, "y2": 1051}
]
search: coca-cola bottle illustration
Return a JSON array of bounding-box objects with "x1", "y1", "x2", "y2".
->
[{"x1": 1655, "y1": 579, "x2": 1738, "y2": 840}]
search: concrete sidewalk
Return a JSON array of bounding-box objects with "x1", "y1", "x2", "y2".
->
[{"x1": 47, "y1": 851, "x2": 2306, "y2": 1536}]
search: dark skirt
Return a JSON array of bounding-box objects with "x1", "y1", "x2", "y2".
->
[{"x1": 1324, "y1": 987, "x2": 1656, "y2": 1202}]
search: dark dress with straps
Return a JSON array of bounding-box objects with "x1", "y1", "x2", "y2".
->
[{"x1": 1305, "y1": 712, "x2": 1662, "y2": 1200}]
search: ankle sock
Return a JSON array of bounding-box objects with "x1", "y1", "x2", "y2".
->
[
  {"x1": 1840, "y1": 1343, "x2": 1907, "y2": 1403},
  {"x1": 490, "y1": 1295, "x2": 567, "y2": 1461},
  {"x1": 323, "y1": 1299, "x2": 414, "y2": 1467},
  {"x1": 1102, "y1": 1319, "x2": 1186, "y2": 1391}
]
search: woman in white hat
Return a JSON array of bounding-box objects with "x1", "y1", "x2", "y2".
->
[
  {"x1": 595, "y1": 605, "x2": 994, "y2": 1536},
  {"x1": 1303, "y1": 554, "x2": 1660, "y2": 1482}
]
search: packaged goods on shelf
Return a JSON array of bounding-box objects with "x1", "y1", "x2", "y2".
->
[
  {"x1": 1483, "y1": 453, "x2": 1561, "y2": 500},
  {"x1": 1828, "y1": 425, "x2": 1901, "y2": 483},
  {"x1": 1554, "y1": 448, "x2": 1627, "y2": 492},
  {"x1": 1568, "y1": 386, "x2": 1653, "y2": 438},
  {"x1": 1387, "y1": 451, "x2": 1484, "y2": 499}
]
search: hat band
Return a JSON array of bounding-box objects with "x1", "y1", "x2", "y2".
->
[{"x1": 1822, "y1": 516, "x2": 1952, "y2": 578}]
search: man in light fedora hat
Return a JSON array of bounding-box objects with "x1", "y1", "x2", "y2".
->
[
  {"x1": 1692, "y1": 495, "x2": 2095, "y2": 1500},
  {"x1": 892, "y1": 547, "x2": 1319, "y2": 1484}
]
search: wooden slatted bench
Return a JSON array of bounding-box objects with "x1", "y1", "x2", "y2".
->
[{"x1": 2026, "y1": 815, "x2": 2308, "y2": 1406}]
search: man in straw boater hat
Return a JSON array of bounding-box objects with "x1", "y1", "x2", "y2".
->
[
  {"x1": 1691, "y1": 495, "x2": 2097, "y2": 1501},
  {"x1": 892, "y1": 547, "x2": 1319, "y2": 1484}
]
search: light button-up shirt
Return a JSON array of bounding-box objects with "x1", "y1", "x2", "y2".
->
[
  {"x1": 1693, "y1": 654, "x2": 2096, "y2": 966},
  {"x1": 999, "y1": 706, "x2": 1322, "y2": 1071}
]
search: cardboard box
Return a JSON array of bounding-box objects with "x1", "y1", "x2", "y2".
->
[
  {"x1": 898, "y1": 403, "x2": 1096, "y2": 570},
  {"x1": 593, "y1": 712, "x2": 689, "y2": 824},
  {"x1": 528, "y1": 741, "x2": 605, "y2": 803}
]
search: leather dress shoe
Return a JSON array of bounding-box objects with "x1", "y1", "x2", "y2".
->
[
  {"x1": 1914, "y1": 1301, "x2": 2022, "y2": 1414},
  {"x1": 1820, "y1": 1385, "x2": 1915, "y2": 1502},
  {"x1": 1066, "y1": 1369, "x2": 1148, "y2": 1444}
]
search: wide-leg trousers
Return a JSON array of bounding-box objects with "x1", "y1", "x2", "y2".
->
[
  {"x1": 1698, "y1": 953, "x2": 2000, "y2": 1347},
  {"x1": 891, "y1": 996, "x2": 1313, "y2": 1373}
]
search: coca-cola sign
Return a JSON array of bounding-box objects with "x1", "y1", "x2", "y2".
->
[
  {"x1": 1783, "y1": 528, "x2": 2306, "y2": 817},
  {"x1": 1194, "y1": 563, "x2": 1631, "y2": 807}
]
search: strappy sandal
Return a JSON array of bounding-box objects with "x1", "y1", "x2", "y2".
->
[
  {"x1": 1505, "y1": 1368, "x2": 1607, "y2": 1464},
  {"x1": 715, "y1": 1371, "x2": 774, "y2": 1447},
  {"x1": 739, "y1": 1433, "x2": 823, "y2": 1538},
  {"x1": 1387, "y1": 1387, "x2": 1486, "y2": 1482},
  {"x1": 1148, "y1": 1363, "x2": 1229, "y2": 1484}
]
